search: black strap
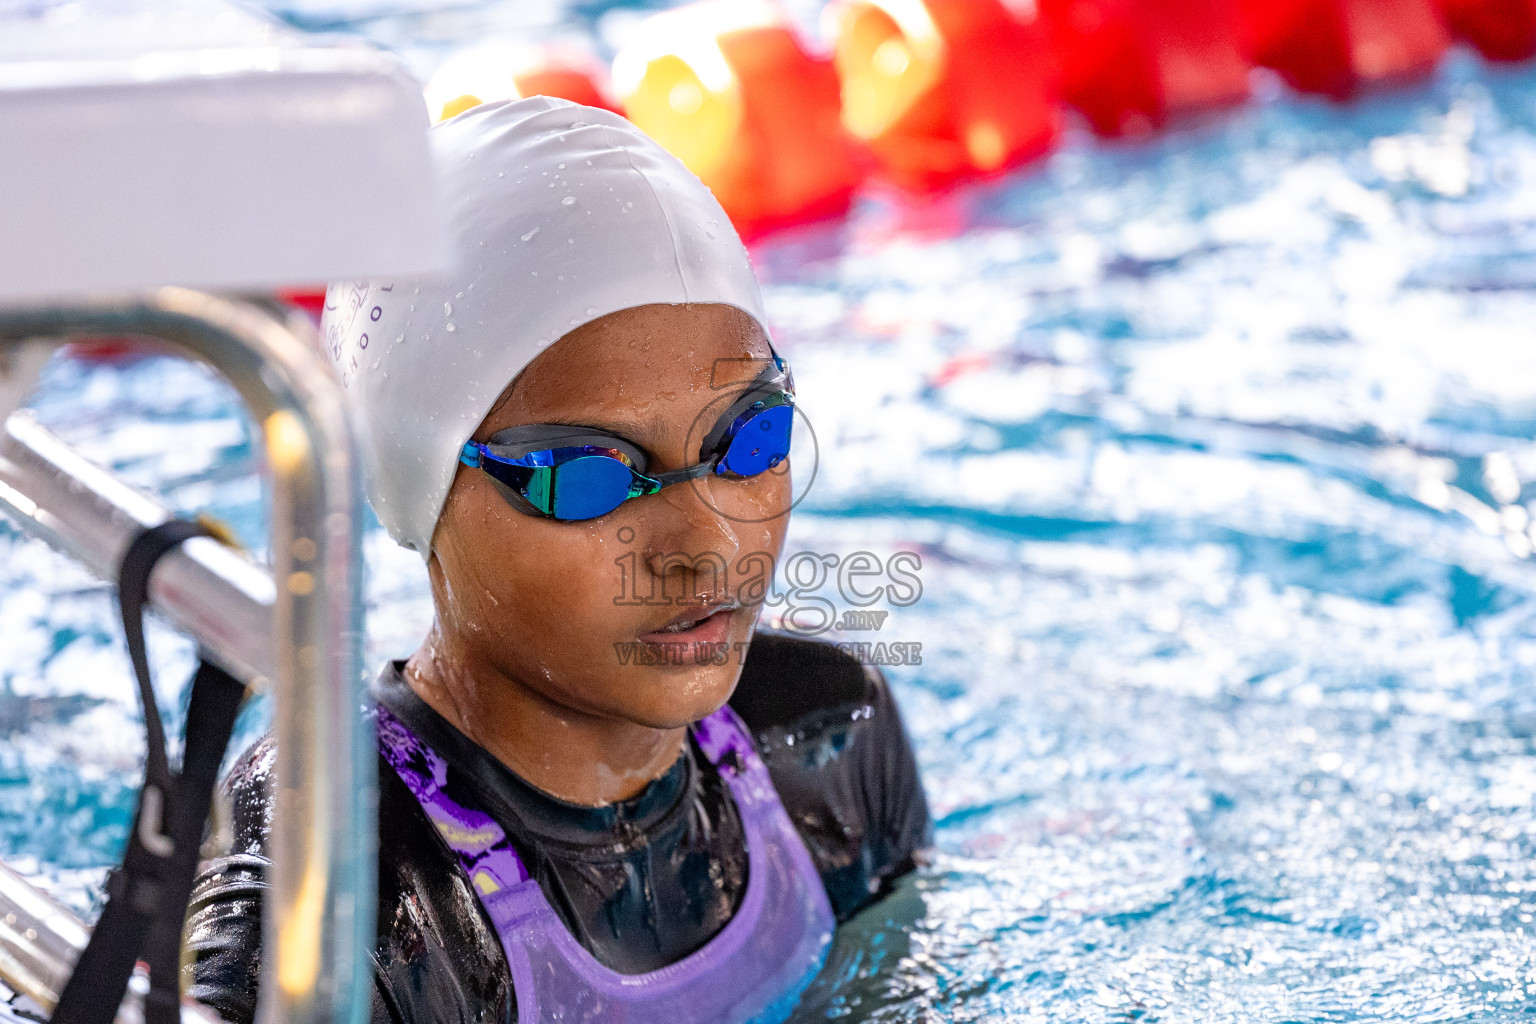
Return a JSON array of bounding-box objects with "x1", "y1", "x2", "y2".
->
[{"x1": 51, "y1": 521, "x2": 248, "y2": 1024}]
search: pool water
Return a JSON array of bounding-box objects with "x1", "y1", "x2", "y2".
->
[{"x1": 7, "y1": 9, "x2": 1536, "y2": 1018}]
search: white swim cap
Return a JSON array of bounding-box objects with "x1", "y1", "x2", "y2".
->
[{"x1": 321, "y1": 96, "x2": 768, "y2": 557}]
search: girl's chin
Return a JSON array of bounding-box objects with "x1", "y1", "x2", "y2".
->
[{"x1": 620, "y1": 664, "x2": 742, "y2": 730}]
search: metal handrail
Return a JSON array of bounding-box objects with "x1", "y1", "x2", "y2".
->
[
  {"x1": 0, "y1": 412, "x2": 276, "y2": 687},
  {"x1": 0, "y1": 859, "x2": 92, "y2": 1013},
  {"x1": 0, "y1": 289, "x2": 374, "y2": 1024}
]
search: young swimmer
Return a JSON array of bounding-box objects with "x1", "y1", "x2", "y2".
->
[{"x1": 185, "y1": 98, "x2": 930, "y2": 1023}]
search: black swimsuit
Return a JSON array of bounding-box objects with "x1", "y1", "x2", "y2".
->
[{"x1": 185, "y1": 632, "x2": 931, "y2": 1024}]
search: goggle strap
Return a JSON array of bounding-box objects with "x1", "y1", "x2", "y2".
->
[{"x1": 651, "y1": 459, "x2": 719, "y2": 488}]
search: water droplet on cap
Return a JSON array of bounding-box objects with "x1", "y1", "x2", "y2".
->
[
  {"x1": 521, "y1": 226, "x2": 541, "y2": 242},
  {"x1": 561, "y1": 196, "x2": 576, "y2": 206},
  {"x1": 443, "y1": 301, "x2": 453, "y2": 316}
]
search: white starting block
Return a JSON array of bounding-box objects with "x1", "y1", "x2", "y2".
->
[{"x1": 0, "y1": 0, "x2": 444, "y2": 303}]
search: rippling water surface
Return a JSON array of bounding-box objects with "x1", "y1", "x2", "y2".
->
[{"x1": 7, "y1": 7, "x2": 1536, "y2": 1018}]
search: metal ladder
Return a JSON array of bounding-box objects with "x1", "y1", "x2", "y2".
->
[{"x1": 0, "y1": 289, "x2": 375, "y2": 1024}]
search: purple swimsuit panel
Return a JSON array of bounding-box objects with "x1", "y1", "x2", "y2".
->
[{"x1": 375, "y1": 704, "x2": 835, "y2": 1024}]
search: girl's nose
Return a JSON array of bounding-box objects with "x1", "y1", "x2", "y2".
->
[{"x1": 642, "y1": 481, "x2": 742, "y2": 589}]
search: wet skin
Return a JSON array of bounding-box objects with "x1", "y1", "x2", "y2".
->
[{"x1": 404, "y1": 303, "x2": 791, "y2": 807}]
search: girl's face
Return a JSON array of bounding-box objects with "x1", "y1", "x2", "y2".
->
[{"x1": 427, "y1": 302, "x2": 792, "y2": 729}]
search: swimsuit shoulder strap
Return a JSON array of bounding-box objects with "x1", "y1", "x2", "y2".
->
[
  {"x1": 374, "y1": 705, "x2": 532, "y2": 892},
  {"x1": 690, "y1": 704, "x2": 757, "y2": 772}
]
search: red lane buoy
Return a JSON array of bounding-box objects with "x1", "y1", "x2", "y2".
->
[
  {"x1": 1435, "y1": 0, "x2": 1536, "y2": 61},
  {"x1": 276, "y1": 287, "x2": 328, "y2": 323},
  {"x1": 1037, "y1": 0, "x2": 1251, "y2": 138},
  {"x1": 614, "y1": 1, "x2": 862, "y2": 240},
  {"x1": 1237, "y1": 0, "x2": 1451, "y2": 99},
  {"x1": 64, "y1": 338, "x2": 149, "y2": 363},
  {"x1": 427, "y1": 42, "x2": 619, "y2": 123},
  {"x1": 826, "y1": 0, "x2": 1061, "y2": 190}
]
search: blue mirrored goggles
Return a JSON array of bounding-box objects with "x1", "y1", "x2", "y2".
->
[{"x1": 459, "y1": 355, "x2": 794, "y2": 521}]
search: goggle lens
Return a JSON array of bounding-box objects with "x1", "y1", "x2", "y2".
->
[
  {"x1": 478, "y1": 446, "x2": 642, "y2": 520},
  {"x1": 718, "y1": 404, "x2": 793, "y2": 478},
  {"x1": 550, "y1": 455, "x2": 637, "y2": 519}
]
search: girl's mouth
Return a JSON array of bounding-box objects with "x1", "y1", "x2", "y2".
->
[{"x1": 637, "y1": 603, "x2": 739, "y2": 647}]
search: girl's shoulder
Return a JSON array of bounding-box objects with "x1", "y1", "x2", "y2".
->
[
  {"x1": 189, "y1": 734, "x2": 515, "y2": 1024},
  {"x1": 730, "y1": 630, "x2": 885, "y2": 730}
]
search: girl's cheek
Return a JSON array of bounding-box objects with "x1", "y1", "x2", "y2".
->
[{"x1": 503, "y1": 532, "x2": 615, "y2": 624}]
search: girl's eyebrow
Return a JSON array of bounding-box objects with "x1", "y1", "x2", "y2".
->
[{"x1": 489, "y1": 415, "x2": 664, "y2": 453}]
